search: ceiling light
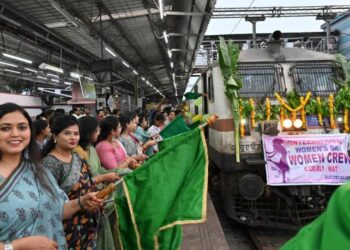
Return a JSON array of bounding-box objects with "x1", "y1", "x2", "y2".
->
[
  {"x1": 133, "y1": 70, "x2": 138, "y2": 75},
  {"x1": 170, "y1": 62, "x2": 173, "y2": 68},
  {"x1": 37, "y1": 76, "x2": 48, "y2": 80},
  {"x1": 163, "y1": 31, "x2": 168, "y2": 44},
  {"x1": 4, "y1": 69, "x2": 20, "y2": 74},
  {"x1": 158, "y1": 0, "x2": 164, "y2": 19},
  {"x1": 64, "y1": 81, "x2": 72, "y2": 85},
  {"x1": 105, "y1": 47, "x2": 117, "y2": 57},
  {"x1": 70, "y1": 72, "x2": 81, "y2": 79},
  {"x1": 122, "y1": 61, "x2": 130, "y2": 68},
  {"x1": 141, "y1": 77, "x2": 145, "y2": 81},
  {"x1": 51, "y1": 78, "x2": 59, "y2": 82},
  {"x1": 282, "y1": 119, "x2": 293, "y2": 129},
  {"x1": 167, "y1": 50, "x2": 172, "y2": 58},
  {"x1": 293, "y1": 119, "x2": 303, "y2": 128},
  {"x1": 84, "y1": 76, "x2": 93, "y2": 81},
  {"x1": 39, "y1": 63, "x2": 64, "y2": 74},
  {"x1": 0, "y1": 61, "x2": 18, "y2": 68},
  {"x1": 48, "y1": 0, "x2": 78, "y2": 27},
  {"x1": 47, "y1": 73, "x2": 59, "y2": 78},
  {"x1": 24, "y1": 67, "x2": 37, "y2": 73},
  {"x1": 3, "y1": 53, "x2": 32, "y2": 64}
]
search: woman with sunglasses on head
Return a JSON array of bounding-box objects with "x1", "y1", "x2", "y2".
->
[
  {"x1": 0, "y1": 103, "x2": 102, "y2": 250},
  {"x1": 41, "y1": 115, "x2": 118, "y2": 250}
]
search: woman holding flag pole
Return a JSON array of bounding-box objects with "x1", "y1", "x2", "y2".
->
[{"x1": 0, "y1": 103, "x2": 103, "y2": 250}]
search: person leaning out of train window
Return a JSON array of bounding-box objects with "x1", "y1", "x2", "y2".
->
[
  {"x1": 41, "y1": 115, "x2": 119, "y2": 249},
  {"x1": 33, "y1": 119, "x2": 51, "y2": 151},
  {"x1": 0, "y1": 103, "x2": 103, "y2": 250},
  {"x1": 95, "y1": 116, "x2": 137, "y2": 175}
]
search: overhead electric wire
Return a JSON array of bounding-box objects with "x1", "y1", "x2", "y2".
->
[{"x1": 230, "y1": 0, "x2": 255, "y2": 34}]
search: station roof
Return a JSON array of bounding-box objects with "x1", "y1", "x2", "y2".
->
[{"x1": 0, "y1": 0, "x2": 215, "y2": 99}]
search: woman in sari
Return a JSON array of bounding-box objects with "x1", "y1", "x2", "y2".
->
[
  {"x1": 74, "y1": 116, "x2": 117, "y2": 250},
  {"x1": 95, "y1": 116, "x2": 136, "y2": 172},
  {"x1": 0, "y1": 103, "x2": 102, "y2": 250},
  {"x1": 41, "y1": 115, "x2": 118, "y2": 250},
  {"x1": 118, "y1": 112, "x2": 154, "y2": 158}
]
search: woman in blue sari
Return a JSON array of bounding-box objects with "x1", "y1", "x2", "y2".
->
[{"x1": 0, "y1": 103, "x2": 102, "y2": 250}]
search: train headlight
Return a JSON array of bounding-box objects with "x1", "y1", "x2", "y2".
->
[
  {"x1": 293, "y1": 119, "x2": 303, "y2": 128},
  {"x1": 240, "y1": 119, "x2": 246, "y2": 125},
  {"x1": 282, "y1": 119, "x2": 292, "y2": 129}
]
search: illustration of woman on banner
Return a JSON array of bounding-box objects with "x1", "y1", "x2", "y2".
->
[{"x1": 266, "y1": 138, "x2": 289, "y2": 183}]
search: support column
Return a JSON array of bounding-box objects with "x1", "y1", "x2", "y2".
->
[{"x1": 245, "y1": 15, "x2": 266, "y2": 48}]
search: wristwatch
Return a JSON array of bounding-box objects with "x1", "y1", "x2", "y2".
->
[{"x1": 4, "y1": 241, "x2": 14, "y2": 250}]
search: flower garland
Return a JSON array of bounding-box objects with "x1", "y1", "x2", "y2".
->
[
  {"x1": 329, "y1": 94, "x2": 335, "y2": 129},
  {"x1": 266, "y1": 98, "x2": 271, "y2": 121},
  {"x1": 249, "y1": 98, "x2": 256, "y2": 128},
  {"x1": 300, "y1": 96, "x2": 306, "y2": 129},
  {"x1": 239, "y1": 106, "x2": 244, "y2": 138},
  {"x1": 275, "y1": 91, "x2": 312, "y2": 120},
  {"x1": 316, "y1": 96, "x2": 323, "y2": 126},
  {"x1": 344, "y1": 109, "x2": 349, "y2": 133}
]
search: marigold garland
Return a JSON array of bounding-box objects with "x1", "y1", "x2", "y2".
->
[
  {"x1": 266, "y1": 98, "x2": 271, "y2": 121},
  {"x1": 329, "y1": 94, "x2": 335, "y2": 129},
  {"x1": 316, "y1": 96, "x2": 323, "y2": 126},
  {"x1": 300, "y1": 97, "x2": 306, "y2": 129},
  {"x1": 275, "y1": 91, "x2": 311, "y2": 121},
  {"x1": 344, "y1": 108, "x2": 349, "y2": 133},
  {"x1": 249, "y1": 98, "x2": 256, "y2": 128},
  {"x1": 239, "y1": 106, "x2": 244, "y2": 138}
]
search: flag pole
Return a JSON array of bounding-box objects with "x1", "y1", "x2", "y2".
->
[
  {"x1": 97, "y1": 178, "x2": 124, "y2": 199},
  {"x1": 199, "y1": 114, "x2": 219, "y2": 129}
]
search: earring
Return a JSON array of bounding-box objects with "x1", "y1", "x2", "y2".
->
[{"x1": 53, "y1": 138, "x2": 57, "y2": 143}]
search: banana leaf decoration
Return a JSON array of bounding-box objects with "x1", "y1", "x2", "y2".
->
[{"x1": 218, "y1": 37, "x2": 243, "y2": 162}]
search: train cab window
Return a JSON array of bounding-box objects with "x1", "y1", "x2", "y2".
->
[
  {"x1": 290, "y1": 61, "x2": 343, "y2": 96},
  {"x1": 237, "y1": 63, "x2": 285, "y2": 98},
  {"x1": 208, "y1": 75, "x2": 214, "y2": 102}
]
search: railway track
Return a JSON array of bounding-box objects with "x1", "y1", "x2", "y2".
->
[{"x1": 209, "y1": 175, "x2": 296, "y2": 250}]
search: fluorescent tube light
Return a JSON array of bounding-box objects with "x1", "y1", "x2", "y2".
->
[
  {"x1": 133, "y1": 70, "x2": 138, "y2": 75},
  {"x1": 122, "y1": 61, "x2": 130, "y2": 68},
  {"x1": 3, "y1": 53, "x2": 32, "y2": 64},
  {"x1": 0, "y1": 61, "x2": 18, "y2": 68},
  {"x1": 84, "y1": 76, "x2": 93, "y2": 81},
  {"x1": 4, "y1": 69, "x2": 20, "y2": 74},
  {"x1": 170, "y1": 62, "x2": 173, "y2": 68},
  {"x1": 24, "y1": 67, "x2": 37, "y2": 73},
  {"x1": 105, "y1": 47, "x2": 117, "y2": 57},
  {"x1": 64, "y1": 81, "x2": 72, "y2": 85},
  {"x1": 70, "y1": 72, "x2": 81, "y2": 79},
  {"x1": 51, "y1": 78, "x2": 59, "y2": 82},
  {"x1": 167, "y1": 50, "x2": 172, "y2": 58},
  {"x1": 158, "y1": 0, "x2": 164, "y2": 19},
  {"x1": 37, "y1": 76, "x2": 48, "y2": 80},
  {"x1": 47, "y1": 73, "x2": 59, "y2": 78},
  {"x1": 39, "y1": 63, "x2": 64, "y2": 74},
  {"x1": 141, "y1": 77, "x2": 145, "y2": 81},
  {"x1": 163, "y1": 31, "x2": 168, "y2": 44}
]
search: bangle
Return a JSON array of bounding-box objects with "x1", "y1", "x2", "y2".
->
[
  {"x1": 77, "y1": 196, "x2": 84, "y2": 210},
  {"x1": 4, "y1": 241, "x2": 13, "y2": 250}
]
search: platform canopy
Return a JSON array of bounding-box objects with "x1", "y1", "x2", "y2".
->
[{"x1": 0, "y1": 0, "x2": 216, "y2": 99}]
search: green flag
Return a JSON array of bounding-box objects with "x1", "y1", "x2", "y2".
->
[
  {"x1": 281, "y1": 182, "x2": 350, "y2": 250},
  {"x1": 115, "y1": 128, "x2": 208, "y2": 250},
  {"x1": 184, "y1": 92, "x2": 202, "y2": 100},
  {"x1": 159, "y1": 115, "x2": 191, "y2": 139}
]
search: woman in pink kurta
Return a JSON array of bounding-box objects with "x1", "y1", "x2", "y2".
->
[{"x1": 95, "y1": 116, "x2": 136, "y2": 171}]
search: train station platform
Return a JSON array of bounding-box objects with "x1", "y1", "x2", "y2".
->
[{"x1": 182, "y1": 195, "x2": 229, "y2": 250}]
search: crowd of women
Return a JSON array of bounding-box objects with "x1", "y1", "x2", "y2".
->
[{"x1": 0, "y1": 102, "x2": 180, "y2": 250}]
